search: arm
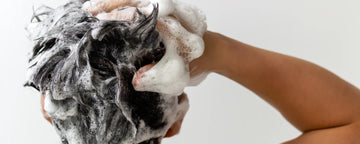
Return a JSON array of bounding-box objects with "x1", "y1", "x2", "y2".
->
[{"x1": 190, "y1": 31, "x2": 360, "y2": 143}]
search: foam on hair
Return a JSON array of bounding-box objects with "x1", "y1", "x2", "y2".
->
[
  {"x1": 25, "y1": 1, "x2": 189, "y2": 143},
  {"x1": 83, "y1": 0, "x2": 207, "y2": 96}
]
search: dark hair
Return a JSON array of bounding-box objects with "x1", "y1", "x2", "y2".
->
[{"x1": 25, "y1": 1, "x2": 183, "y2": 143}]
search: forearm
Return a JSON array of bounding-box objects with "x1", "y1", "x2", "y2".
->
[{"x1": 211, "y1": 33, "x2": 360, "y2": 132}]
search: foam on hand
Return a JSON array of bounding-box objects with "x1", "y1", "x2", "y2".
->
[
  {"x1": 26, "y1": 1, "x2": 198, "y2": 143},
  {"x1": 85, "y1": 0, "x2": 207, "y2": 96},
  {"x1": 44, "y1": 91, "x2": 59, "y2": 114},
  {"x1": 138, "y1": 0, "x2": 206, "y2": 96},
  {"x1": 149, "y1": 0, "x2": 175, "y2": 16}
]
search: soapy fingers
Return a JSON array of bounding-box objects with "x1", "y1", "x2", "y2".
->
[
  {"x1": 132, "y1": 63, "x2": 156, "y2": 87},
  {"x1": 85, "y1": 0, "x2": 207, "y2": 94},
  {"x1": 96, "y1": 7, "x2": 137, "y2": 21},
  {"x1": 83, "y1": 0, "x2": 137, "y2": 15},
  {"x1": 40, "y1": 94, "x2": 52, "y2": 124},
  {"x1": 165, "y1": 93, "x2": 189, "y2": 137}
]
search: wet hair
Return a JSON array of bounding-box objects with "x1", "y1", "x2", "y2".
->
[{"x1": 24, "y1": 1, "x2": 182, "y2": 143}]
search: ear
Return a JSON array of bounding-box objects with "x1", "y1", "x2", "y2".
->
[{"x1": 131, "y1": 4, "x2": 159, "y2": 41}]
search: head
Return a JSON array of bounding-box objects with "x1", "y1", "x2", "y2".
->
[{"x1": 25, "y1": 1, "x2": 188, "y2": 144}]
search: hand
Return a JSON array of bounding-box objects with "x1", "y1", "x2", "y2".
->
[
  {"x1": 83, "y1": 0, "x2": 137, "y2": 16},
  {"x1": 40, "y1": 94, "x2": 52, "y2": 124},
  {"x1": 84, "y1": 1, "x2": 191, "y2": 138},
  {"x1": 189, "y1": 31, "x2": 228, "y2": 79},
  {"x1": 132, "y1": 64, "x2": 188, "y2": 137},
  {"x1": 164, "y1": 93, "x2": 189, "y2": 137}
]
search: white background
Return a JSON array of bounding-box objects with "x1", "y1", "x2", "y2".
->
[{"x1": 1, "y1": 0, "x2": 360, "y2": 143}]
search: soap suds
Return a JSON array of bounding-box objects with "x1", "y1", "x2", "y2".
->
[
  {"x1": 87, "y1": 0, "x2": 207, "y2": 96},
  {"x1": 44, "y1": 91, "x2": 59, "y2": 114},
  {"x1": 25, "y1": 0, "x2": 205, "y2": 143},
  {"x1": 149, "y1": 0, "x2": 175, "y2": 16}
]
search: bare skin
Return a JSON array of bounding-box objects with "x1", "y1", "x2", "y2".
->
[{"x1": 188, "y1": 31, "x2": 360, "y2": 143}]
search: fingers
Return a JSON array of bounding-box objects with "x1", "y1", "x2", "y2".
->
[
  {"x1": 164, "y1": 117, "x2": 183, "y2": 137},
  {"x1": 155, "y1": 18, "x2": 194, "y2": 63},
  {"x1": 84, "y1": 0, "x2": 133, "y2": 16},
  {"x1": 132, "y1": 63, "x2": 156, "y2": 87},
  {"x1": 96, "y1": 7, "x2": 137, "y2": 21},
  {"x1": 40, "y1": 94, "x2": 52, "y2": 124},
  {"x1": 133, "y1": 68, "x2": 189, "y2": 138},
  {"x1": 164, "y1": 93, "x2": 189, "y2": 138}
]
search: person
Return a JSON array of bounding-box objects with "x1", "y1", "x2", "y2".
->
[{"x1": 40, "y1": 0, "x2": 360, "y2": 143}]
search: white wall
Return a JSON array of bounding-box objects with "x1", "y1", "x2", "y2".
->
[{"x1": 1, "y1": 0, "x2": 359, "y2": 143}]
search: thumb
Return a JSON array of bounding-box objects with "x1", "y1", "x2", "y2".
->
[{"x1": 132, "y1": 63, "x2": 156, "y2": 87}]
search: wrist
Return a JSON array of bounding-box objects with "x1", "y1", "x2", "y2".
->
[
  {"x1": 203, "y1": 31, "x2": 235, "y2": 74},
  {"x1": 189, "y1": 31, "x2": 237, "y2": 78}
]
